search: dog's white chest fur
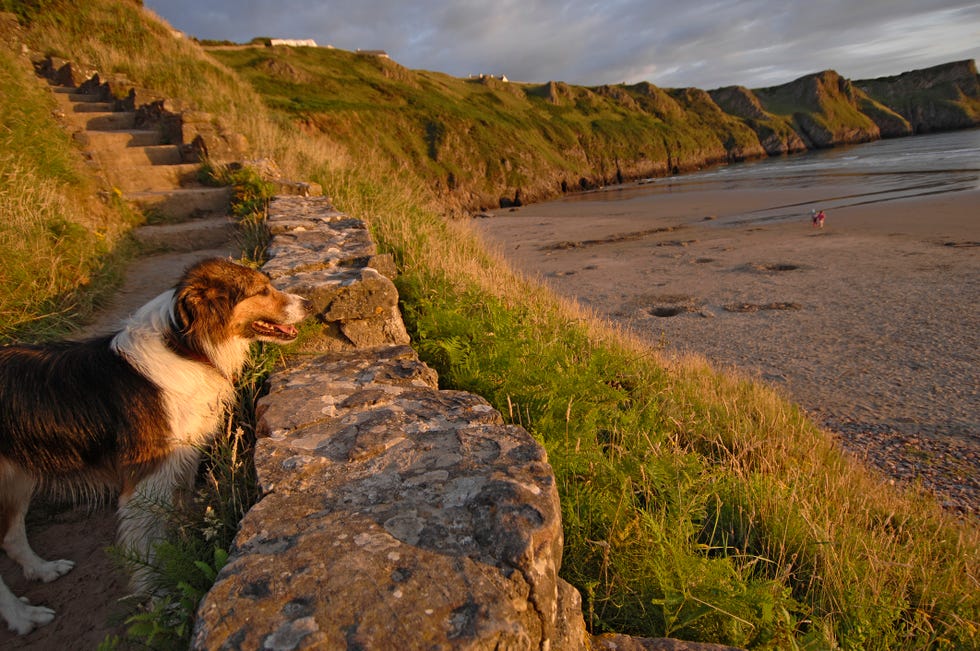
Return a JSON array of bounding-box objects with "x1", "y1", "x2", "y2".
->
[{"x1": 111, "y1": 290, "x2": 239, "y2": 447}]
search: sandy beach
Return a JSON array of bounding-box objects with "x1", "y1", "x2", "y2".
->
[{"x1": 474, "y1": 177, "x2": 980, "y2": 516}]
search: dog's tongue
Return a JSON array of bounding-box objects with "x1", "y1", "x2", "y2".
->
[{"x1": 254, "y1": 320, "x2": 299, "y2": 339}]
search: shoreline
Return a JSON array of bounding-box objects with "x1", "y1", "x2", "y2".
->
[{"x1": 475, "y1": 183, "x2": 980, "y2": 516}]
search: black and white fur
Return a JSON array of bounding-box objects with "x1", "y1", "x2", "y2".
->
[{"x1": 0, "y1": 258, "x2": 309, "y2": 634}]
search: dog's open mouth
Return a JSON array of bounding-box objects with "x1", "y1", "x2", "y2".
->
[{"x1": 252, "y1": 320, "x2": 299, "y2": 341}]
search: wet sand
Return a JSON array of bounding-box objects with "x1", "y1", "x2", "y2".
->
[{"x1": 474, "y1": 182, "x2": 980, "y2": 515}]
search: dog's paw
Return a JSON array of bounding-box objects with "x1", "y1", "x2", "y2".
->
[
  {"x1": 25, "y1": 559, "x2": 75, "y2": 583},
  {"x1": 2, "y1": 598, "x2": 56, "y2": 635}
]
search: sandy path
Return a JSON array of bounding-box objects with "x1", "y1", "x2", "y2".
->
[{"x1": 475, "y1": 185, "x2": 980, "y2": 515}]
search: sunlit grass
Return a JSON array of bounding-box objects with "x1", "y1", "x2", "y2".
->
[{"x1": 0, "y1": 46, "x2": 133, "y2": 341}]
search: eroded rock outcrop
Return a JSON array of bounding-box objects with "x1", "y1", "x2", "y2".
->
[
  {"x1": 754, "y1": 70, "x2": 881, "y2": 147},
  {"x1": 856, "y1": 59, "x2": 980, "y2": 133},
  {"x1": 708, "y1": 86, "x2": 808, "y2": 154}
]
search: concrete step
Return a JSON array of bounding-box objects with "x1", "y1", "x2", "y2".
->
[
  {"x1": 132, "y1": 215, "x2": 237, "y2": 252},
  {"x1": 108, "y1": 162, "x2": 202, "y2": 193},
  {"x1": 66, "y1": 91, "x2": 104, "y2": 102},
  {"x1": 106, "y1": 144, "x2": 183, "y2": 166},
  {"x1": 85, "y1": 111, "x2": 136, "y2": 130},
  {"x1": 70, "y1": 101, "x2": 115, "y2": 113},
  {"x1": 125, "y1": 186, "x2": 233, "y2": 221},
  {"x1": 51, "y1": 87, "x2": 101, "y2": 99},
  {"x1": 83, "y1": 129, "x2": 163, "y2": 149}
]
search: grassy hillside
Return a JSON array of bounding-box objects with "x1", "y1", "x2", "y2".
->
[
  {"x1": 2, "y1": 2, "x2": 978, "y2": 648},
  {"x1": 0, "y1": 16, "x2": 130, "y2": 341},
  {"x1": 754, "y1": 70, "x2": 883, "y2": 147},
  {"x1": 209, "y1": 45, "x2": 761, "y2": 213}
]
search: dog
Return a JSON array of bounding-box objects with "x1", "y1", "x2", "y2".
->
[{"x1": 0, "y1": 258, "x2": 310, "y2": 634}]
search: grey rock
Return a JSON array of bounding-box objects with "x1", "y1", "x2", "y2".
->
[{"x1": 194, "y1": 347, "x2": 572, "y2": 650}]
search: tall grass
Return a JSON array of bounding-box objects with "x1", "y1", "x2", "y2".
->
[
  {"x1": 384, "y1": 224, "x2": 978, "y2": 647},
  {"x1": 0, "y1": 45, "x2": 134, "y2": 341}
]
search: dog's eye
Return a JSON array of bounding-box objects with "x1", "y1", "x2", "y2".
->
[{"x1": 257, "y1": 286, "x2": 271, "y2": 297}]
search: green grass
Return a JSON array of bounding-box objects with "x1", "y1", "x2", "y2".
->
[
  {"x1": 0, "y1": 44, "x2": 134, "y2": 341},
  {"x1": 388, "y1": 240, "x2": 978, "y2": 648}
]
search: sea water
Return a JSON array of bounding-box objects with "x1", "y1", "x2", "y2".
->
[
  {"x1": 569, "y1": 128, "x2": 980, "y2": 226},
  {"x1": 689, "y1": 127, "x2": 980, "y2": 185}
]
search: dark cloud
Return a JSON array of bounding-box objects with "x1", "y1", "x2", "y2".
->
[{"x1": 145, "y1": 0, "x2": 980, "y2": 88}]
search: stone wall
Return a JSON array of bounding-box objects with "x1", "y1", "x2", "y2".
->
[{"x1": 192, "y1": 196, "x2": 740, "y2": 651}]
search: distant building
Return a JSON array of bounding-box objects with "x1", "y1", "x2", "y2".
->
[
  {"x1": 469, "y1": 73, "x2": 509, "y2": 83},
  {"x1": 270, "y1": 38, "x2": 318, "y2": 47},
  {"x1": 356, "y1": 49, "x2": 390, "y2": 58}
]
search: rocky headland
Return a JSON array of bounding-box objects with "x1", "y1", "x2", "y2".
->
[{"x1": 208, "y1": 43, "x2": 980, "y2": 214}]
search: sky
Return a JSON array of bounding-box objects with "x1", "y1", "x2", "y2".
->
[{"x1": 143, "y1": 1, "x2": 980, "y2": 89}]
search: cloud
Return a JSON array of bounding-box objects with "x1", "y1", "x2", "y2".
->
[{"x1": 145, "y1": 0, "x2": 980, "y2": 88}]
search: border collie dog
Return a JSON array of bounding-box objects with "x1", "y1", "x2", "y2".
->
[{"x1": 0, "y1": 258, "x2": 310, "y2": 634}]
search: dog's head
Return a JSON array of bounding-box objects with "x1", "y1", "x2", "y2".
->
[{"x1": 170, "y1": 259, "x2": 310, "y2": 360}]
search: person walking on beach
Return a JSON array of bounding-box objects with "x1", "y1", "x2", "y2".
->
[{"x1": 816, "y1": 209, "x2": 825, "y2": 228}]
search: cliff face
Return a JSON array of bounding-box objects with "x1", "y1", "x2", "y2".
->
[
  {"x1": 855, "y1": 59, "x2": 980, "y2": 133},
  {"x1": 708, "y1": 85, "x2": 808, "y2": 154},
  {"x1": 212, "y1": 46, "x2": 980, "y2": 213},
  {"x1": 752, "y1": 70, "x2": 882, "y2": 147}
]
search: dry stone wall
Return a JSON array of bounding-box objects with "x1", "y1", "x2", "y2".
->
[
  {"x1": 192, "y1": 195, "x2": 586, "y2": 650},
  {"x1": 192, "y1": 196, "x2": 740, "y2": 651}
]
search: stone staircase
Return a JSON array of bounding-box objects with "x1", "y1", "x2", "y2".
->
[
  {"x1": 52, "y1": 84, "x2": 234, "y2": 223},
  {"x1": 47, "y1": 80, "x2": 239, "y2": 335}
]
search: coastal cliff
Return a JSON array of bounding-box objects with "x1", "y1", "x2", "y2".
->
[
  {"x1": 856, "y1": 59, "x2": 980, "y2": 133},
  {"x1": 211, "y1": 47, "x2": 980, "y2": 213}
]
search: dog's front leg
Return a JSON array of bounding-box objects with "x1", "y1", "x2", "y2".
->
[
  {"x1": 0, "y1": 467, "x2": 72, "y2": 634},
  {"x1": 0, "y1": 579, "x2": 55, "y2": 635},
  {"x1": 0, "y1": 470, "x2": 74, "y2": 583}
]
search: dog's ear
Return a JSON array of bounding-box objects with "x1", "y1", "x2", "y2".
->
[
  {"x1": 173, "y1": 283, "x2": 204, "y2": 337},
  {"x1": 173, "y1": 282, "x2": 237, "y2": 339}
]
